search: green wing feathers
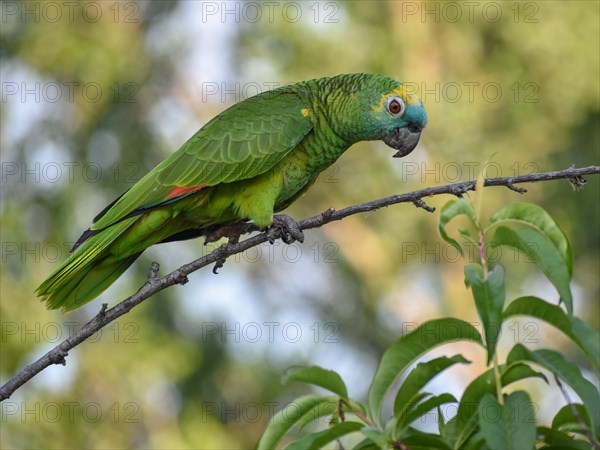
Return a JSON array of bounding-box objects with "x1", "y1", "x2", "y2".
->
[
  {"x1": 37, "y1": 88, "x2": 314, "y2": 311},
  {"x1": 36, "y1": 216, "x2": 141, "y2": 311},
  {"x1": 92, "y1": 90, "x2": 313, "y2": 231}
]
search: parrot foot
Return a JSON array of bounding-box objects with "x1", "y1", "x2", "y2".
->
[
  {"x1": 206, "y1": 222, "x2": 256, "y2": 274},
  {"x1": 204, "y1": 221, "x2": 255, "y2": 245},
  {"x1": 266, "y1": 214, "x2": 304, "y2": 245}
]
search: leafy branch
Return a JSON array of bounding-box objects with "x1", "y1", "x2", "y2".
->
[{"x1": 1, "y1": 165, "x2": 598, "y2": 402}]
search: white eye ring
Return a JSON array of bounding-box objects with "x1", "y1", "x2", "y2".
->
[{"x1": 386, "y1": 97, "x2": 406, "y2": 117}]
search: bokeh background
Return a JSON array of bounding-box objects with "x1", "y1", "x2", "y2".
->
[{"x1": 1, "y1": 1, "x2": 598, "y2": 448}]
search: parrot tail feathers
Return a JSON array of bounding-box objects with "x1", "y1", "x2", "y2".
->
[{"x1": 36, "y1": 217, "x2": 141, "y2": 312}]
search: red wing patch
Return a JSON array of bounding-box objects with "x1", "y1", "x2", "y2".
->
[{"x1": 166, "y1": 185, "x2": 208, "y2": 199}]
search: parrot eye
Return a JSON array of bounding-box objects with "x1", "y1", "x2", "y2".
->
[{"x1": 386, "y1": 97, "x2": 406, "y2": 117}]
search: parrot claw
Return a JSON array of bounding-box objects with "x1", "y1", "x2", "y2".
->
[
  {"x1": 204, "y1": 221, "x2": 254, "y2": 244},
  {"x1": 213, "y1": 259, "x2": 226, "y2": 274},
  {"x1": 267, "y1": 214, "x2": 304, "y2": 245}
]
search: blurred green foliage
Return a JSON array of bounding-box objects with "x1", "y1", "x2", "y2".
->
[{"x1": 1, "y1": 1, "x2": 598, "y2": 448}]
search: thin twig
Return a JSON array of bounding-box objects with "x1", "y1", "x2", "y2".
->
[
  {"x1": 1, "y1": 165, "x2": 598, "y2": 401},
  {"x1": 554, "y1": 374, "x2": 600, "y2": 449}
]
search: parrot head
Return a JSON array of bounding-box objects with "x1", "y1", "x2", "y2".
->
[
  {"x1": 366, "y1": 79, "x2": 427, "y2": 158},
  {"x1": 326, "y1": 74, "x2": 427, "y2": 158},
  {"x1": 380, "y1": 93, "x2": 427, "y2": 158}
]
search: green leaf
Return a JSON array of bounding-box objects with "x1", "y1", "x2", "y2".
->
[
  {"x1": 538, "y1": 444, "x2": 592, "y2": 450},
  {"x1": 452, "y1": 362, "x2": 547, "y2": 448},
  {"x1": 395, "y1": 391, "x2": 432, "y2": 427},
  {"x1": 473, "y1": 157, "x2": 488, "y2": 221},
  {"x1": 459, "y1": 432, "x2": 486, "y2": 450},
  {"x1": 439, "y1": 199, "x2": 479, "y2": 255},
  {"x1": 296, "y1": 397, "x2": 339, "y2": 431},
  {"x1": 437, "y1": 405, "x2": 447, "y2": 436},
  {"x1": 282, "y1": 366, "x2": 348, "y2": 399},
  {"x1": 284, "y1": 421, "x2": 363, "y2": 450},
  {"x1": 401, "y1": 393, "x2": 458, "y2": 431},
  {"x1": 352, "y1": 437, "x2": 384, "y2": 450},
  {"x1": 552, "y1": 403, "x2": 592, "y2": 435},
  {"x1": 444, "y1": 417, "x2": 486, "y2": 450},
  {"x1": 459, "y1": 228, "x2": 477, "y2": 244},
  {"x1": 571, "y1": 317, "x2": 600, "y2": 376},
  {"x1": 442, "y1": 416, "x2": 459, "y2": 445},
  {"x1": 402, "y1": 433, "x2": 453, "y2": 450},
  {"x1": 486, "y1": 203, "x2": 573, "y2": 277},
  {"x1": 393, "y1": 355, "x2": 468, "y2": 424},
  {"x1": 360, "y1": 427, "x2": 388, "y2": 448},
  {"x1": 478, "y1": 391, "x2": 536, "y2": 450},
  {"x1": 507, "y1": 345, "x2": 600, "y2": 437},
  {"x1": 537, "y1": 426, "x2": 593, "y2": 449},
  {"x1": 503, "y1": 297, "x2": 600, "y2": 374},
  {"x1": 352, "y1": 437, "x2": 385, "y2": 450},
  {"x1": 464, "y1": 264, "x2": 505, "y2": 364},
  {"x1": 490, "y1": 226, "x2": 573, "y2": 314},
  {"x1": 369, "y1": 319, "x2": 482, "y2": 425},
  {"x1": 257, "y1": 395, "x2": 327, "y2": 450}
]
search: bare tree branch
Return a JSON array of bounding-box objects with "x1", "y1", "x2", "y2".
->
[{"x1": 1, "y1": 165, "x2": 598, "y2": 401}]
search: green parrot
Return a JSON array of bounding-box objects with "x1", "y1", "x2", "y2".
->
[{"x1": 36, "y1": 73, "x2": 427, "y2": 311}]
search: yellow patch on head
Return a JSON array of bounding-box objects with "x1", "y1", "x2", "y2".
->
[
  {"x1": 300, "y1": 108, "x2": 310, "y2": 117},
  {"x1": 371, "y1": 85, "x2": 420, "y2": 112},
  {"x1": 392, "y1": 87, "x2": 420, "y2": 106}
]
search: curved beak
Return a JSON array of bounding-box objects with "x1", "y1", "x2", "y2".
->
[{"x1": 383, "y1": 123, "x2": 423, "y2": 158}]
